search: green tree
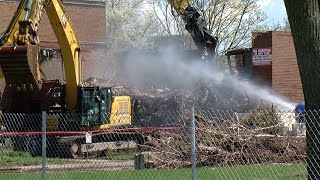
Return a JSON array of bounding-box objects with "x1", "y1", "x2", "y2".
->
[
  {"x1": 284, "y1": 0, "x2": 320, "y2": 179},
  {"x1": 272, "y1": 18, "x2": 291, "y2": 31},
  {"x1": 258, "y1": 18, "x2": 291, "y2": 32},
  {"x1": 106, "y1": 0, "x2": 162, "y2": 50}
]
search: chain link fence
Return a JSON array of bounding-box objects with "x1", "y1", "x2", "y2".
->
[{"x1": 0, "y1": 108, "x2": 308, "y2": 179}]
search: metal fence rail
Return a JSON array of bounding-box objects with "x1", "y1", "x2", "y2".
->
[{"x1": 0, "y1": 108, "x2": 308, "y2": 179}]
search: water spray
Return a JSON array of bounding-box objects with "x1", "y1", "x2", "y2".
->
[{"x1": 115, "y1": 43, "x2": 297, "y2": 112}]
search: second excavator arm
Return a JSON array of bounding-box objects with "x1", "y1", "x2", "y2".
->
[
  {"x1": 0, "y1": 0, "x2": 27, "y2": 46},
  {"x1": 166, "y1": 0, "x2": 218, "y2": 60}
]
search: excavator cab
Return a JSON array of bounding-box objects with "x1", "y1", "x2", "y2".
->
[
  {"x1": 78, "y1": 87, "x2": 131, "y2": 129},
  {"x1": 78, "y1": 87, "x2": 112, "y2": 128}
]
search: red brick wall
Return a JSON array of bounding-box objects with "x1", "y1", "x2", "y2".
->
[
  {"x1": 41, "y1": 44, "x2": 108, "y2": 80},
  {"x1": 81, "y1": 45, "x2": 109, "y2": 79},
  {"x1": 0, "y1": 0, "x2": 107, "y2": 80},
  {"x1": 271, "y1": 31, "x2": 304, "y2": 103},
  {"x1": 39, "y1": 2, "x2": 106, "y2": 43},
  {"x1": 0, "y1": 1, "x2": 19, "y2": 33},
  {"x1": 250, "y1": 31, "x2": 304, "y2": 103},
  {"x1": 251, "y1": 31, "x2": 272, "y2": 87},
  {"x1": 0, "y1": 0, "x2": 106, "y2": 43},
  {"x1": 253, "y1": 31, "x2": 272, "y2": 48}
]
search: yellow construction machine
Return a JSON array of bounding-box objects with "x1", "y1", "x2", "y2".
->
[
  {"x1": 0, "y1": 0, "x2": 217, "y2": 157},
  {"x1": 0, "y1": 0, "x2": 139, "y2": 157}
]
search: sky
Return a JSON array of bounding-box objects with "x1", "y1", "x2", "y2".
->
[{"x1": 258, "y1": 0, "x2": 288, "y2": 25}]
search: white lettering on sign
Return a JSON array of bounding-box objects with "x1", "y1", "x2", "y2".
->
[{"x1": 252, "y1": 48, "x2": 272, "y2": 66}]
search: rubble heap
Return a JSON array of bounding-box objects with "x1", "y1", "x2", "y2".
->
[
  {"x1": 84, "y1": 78, "x2": 305, "y2": 168},
  {"x1": 84, "y1": 77, "x2": 259, "y2": 126},
  {"x1": 143, "y1": 107, "x2": 305, "y2": 168}
]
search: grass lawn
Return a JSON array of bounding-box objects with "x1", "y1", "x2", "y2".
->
[
  {"x1": 105, "y1": 149, "x2": 140, "y2": 160},
  {"x1": 0, "y1": 150, "x2": 67, "y2": 167},
  {"x1": 0, "y1": 164, "x2": 306, "y2": 180},
  {"x1": 0, "y1": 148, "x2": 138, "y2": 167}
]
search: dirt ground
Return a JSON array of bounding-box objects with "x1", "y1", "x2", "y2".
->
[{"x1": 0, "y1": 159, "x2": 134, "y2": 173}]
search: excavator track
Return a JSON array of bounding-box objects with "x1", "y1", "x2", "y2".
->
[
  {"x1": 55, "y1": 132, "x2": 145, "y2": 158},
  {"x1": 0, "y1": 45, "x2": 41, "y2": 91}
]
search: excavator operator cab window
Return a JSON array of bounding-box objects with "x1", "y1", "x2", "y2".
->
[
  {"x1": 79, "y1": 88, "x2": 100, "y2": 127},
  {"x1": 78, "y1": 87, "x2": 112, "y2": 127},
  {"x1": 100, "y1": 88, "x2": 112, "y2": 124}
]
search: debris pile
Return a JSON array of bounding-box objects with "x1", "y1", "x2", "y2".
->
[
  {"x1": 84, "y1": 78, "x2": 305, "y2": 168},
  {"x1": 143, "y1": 108, "x2": 305, "y2": 168},
  {"x1": 84, "y1": 77, "x2": 259, "y2": 126}
]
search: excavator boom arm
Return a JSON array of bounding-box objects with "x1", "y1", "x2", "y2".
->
[
  {"x1": 44, "y1": 0, "x2": 80, "y2": 110},
  {"x1": 166, "y1": 0, "x2": 218, "y2": 59}
]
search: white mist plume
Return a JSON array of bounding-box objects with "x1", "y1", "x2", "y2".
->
[{"x1": 115, "y1": 43, "x2": 296, "y2": 111}]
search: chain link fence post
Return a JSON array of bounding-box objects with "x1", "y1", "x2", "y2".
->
[
  {"x1": 41, "y1": 111, "x2": 47, "y2": 180},
  {"x1": 191, "y1": 107, "x2": 197, "y2": 180}
]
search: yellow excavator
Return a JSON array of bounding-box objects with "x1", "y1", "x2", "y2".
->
[
  {"x1": 0, "y1": 0, "x2": 136, "y2": 157},
  {"x1": 0, "y1": 0, "x2": 217, "y2": 157}
]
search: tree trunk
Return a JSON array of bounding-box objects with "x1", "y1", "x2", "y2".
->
[{"x1": 284, "y1": 1, "x2": 320, "y2": 179}]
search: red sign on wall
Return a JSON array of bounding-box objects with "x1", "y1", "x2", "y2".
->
[{"x1": 252, "y1": 48, "x2": 272, "y2": 66}]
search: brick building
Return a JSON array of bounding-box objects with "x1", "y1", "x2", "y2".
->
[
  {"x1": 226, "y1": 31, "x2": 304, "y2": 103},
  {"x1": 0, "y1": 0, "x2": 107, "y2": 79}
]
